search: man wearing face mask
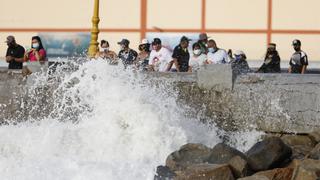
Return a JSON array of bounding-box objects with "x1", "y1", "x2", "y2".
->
[
  {"x1": 207, "y1": 39, "x2": 229, "y2": 64},
  {"x1": 231, "y1": 50, "x2": 251, "y2": 75},
  {"x1": 257, "y1": 43, "x2": 281, "y2": 73},
  {"x1": 117, "y1": 39, "x2": 138, "y2": 68},
  {"x1": 96, "y1": 40, "x2": 118, "y2": 64},
  {"x1": 5, "y1": 35, "x2": 25, "y2": 69},
  {"x1": 171, "y1": 36, "x2": 191, "y2": 72},
  {"x1": 289, "y1": 39, "x2": 308, "y2": 74},
  {"x1": 197, "y1": 33, "x2": 209, "y2": 54}
]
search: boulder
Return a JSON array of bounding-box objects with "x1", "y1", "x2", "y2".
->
[
  {"x1": 238, "y1": 168, "x2": 294, "y2": 180},
  {"x1": 208, "y1": 143, "x2": 247, "y2": 164},
  {"x1": 165, "y1": 143, "x2": 212, "y2": 171},
  {"x1": 281, "y1": 135, "x2": 315, "y2": 147},
  {"x1": 291, "y1": 145, "x2": 314, "y2": 160},
  {"x1": 308, "y1": 143, "x2": 320, "y2": 160},
  {"x1": 238, "y1": 175, "x2": 269, "y2": 180},
  {"x1": 291, "y1": 159, "x2": 320, "y2": 180},
  {"x1": 254, "y1": 168, "x2": 294, "y2": 179},
  {"x1": 154, "y1": 166, "x2": 176, "y2": 180},
  {"x1": 246, "y1": 137, "x2": 292, "y2": 171},
  {"x1": 175, "y1": 163, "x2": 235, "y2": 180},
  {"x1": 308, "y1": 131, "x2": 320, "y2": 144},
  {"x1": 228, "y1": 155, "x2": 252, "y2": 178}
]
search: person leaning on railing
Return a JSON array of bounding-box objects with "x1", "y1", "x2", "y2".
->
[{"x1": 24, "y1": 36, "x2": 47, "y2": 62}]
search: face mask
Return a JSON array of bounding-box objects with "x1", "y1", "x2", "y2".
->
[
  {"x1": 101, "y1": 47, "x2": 109, "y2": 52},
  {"x1": 193, "y1": 49, "x2": 201, "y2": 56},
  {"x1": 208, "y1": 48, "x2": 216, "y2": 53},
  {"x1": 32, "y1": 43, "x2": 39, "y2": 49},
  {"x1": 235, "y1": 55, "x2": 242, "y2": 61}
]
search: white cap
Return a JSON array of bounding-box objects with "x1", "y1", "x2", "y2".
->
[
  {"x1": 140, "y1": 38, "x2": 149, "y2": 45},
  {"x1": 234, "y1": 50, "x2": 245, "y2": 56}
]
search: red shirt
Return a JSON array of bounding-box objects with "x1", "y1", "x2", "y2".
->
[{"x1": 28, "y1": 49, "x2": 46, "y2": 62}]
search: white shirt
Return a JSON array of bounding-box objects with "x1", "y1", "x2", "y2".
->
[
  {"x1": 189, "y1": 54, "x2": 207, "y2": 71},
  {"x1": 207, "y1": 49, "x2": 229, "y2": 64},
  {"x1": 149, "y1": 47, "x2": 173, "y2": 72}
]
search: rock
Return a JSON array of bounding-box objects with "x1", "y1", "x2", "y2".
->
[
  {"x1": 255, "y1": 168, "x2": 294, "y2": 179},
  {"x1": 291, "y1": 145, "x2": 314, "y2": 160},
  {"x1": 165, "y1": 143, "x2": 212, "y2": 171},
  {"x1": 208, "y1": 143, "x2": 247, "y2": 164},
  {"x1": 281, "y1": 135, "x2": 315, "y2": 147},
  {"x1": 246, "y1": 137, "x2": 292, "y2": 171},
  {"x1": 308, "y1": 143, "x2": 320, "y2": 160},
  {"x1": 228, "y1": 155, "x2": 252, "y2": 178},
  {"x1": 175, "y1": 163, "x2": 235, "y2": 180},
  {"x1": 238, "y1": 168, "x2": 294, "y2": 180},
  {"x1": 238, "y1": 175, "x2": 269, "y2": 180},
  {"x1": 154, "y1": 166, "x2": 176, "y2": 180},
  {"x1": 291, "y1": 159, "x2": 320, "y2": 180},
  {"x1": 308, "y1": 131, "x2": 320, "y2": 144}
]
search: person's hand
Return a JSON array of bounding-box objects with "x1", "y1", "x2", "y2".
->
[{"x1": 7, "y1": 56, "x2": 14, "y2": 61}]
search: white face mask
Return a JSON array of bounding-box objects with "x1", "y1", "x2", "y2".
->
[
  {"x1": 101, "y1": 47, "x2": 109, "y2": 52},
  {"x1": 208, "y1": 47, "x2": 216, "y2": 53},
  {"x1": 193, "y1": 49, "x2": 201, "y2": 56},
  {"x1": 32, "y1": 43, "x2": 39, "y2": 49}
]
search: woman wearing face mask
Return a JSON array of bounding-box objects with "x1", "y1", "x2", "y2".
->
[
  {"x1": 24, "y1": 36, "x2": 46, "y2": 62},
  {"x1": 230, "y1": 50, "x2": 251, "y2": 75},
  {"x1": 188, "y1": 43, "x2": 207, "y2": 72},
  {"x1": 95, "y1": 40, "x2": 118, "y2": 64}
]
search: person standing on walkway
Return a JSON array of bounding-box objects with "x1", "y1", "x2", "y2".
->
[
  {"x1": 207, "y1": 39, "x2": 229, "y2": 64},
  {"x1": 171, "y1": 36, "x2": 191, "y2": 72},
  {"x1": 289, "y1": 39, "x2": 308, "y2": 74},
  {"x1": 197, "y1": 33, "x2": 209, "y2": 54},
  {"x1": 5, "y1": 36, "x2": 25, "y2": 69},
  {"x1": 257, "y1": 43, "x2": 281, "y2": 73},
  {"x1": 118, "y1": 39, "x2": 138, "y2": 68},
  {"x1": 24, "y1": 36, "x2": 47, "y2": 62}
]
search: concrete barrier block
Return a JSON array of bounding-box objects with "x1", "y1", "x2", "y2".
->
[{"x1": 197, "y1": 64, "x2": 233, "y2": 91}]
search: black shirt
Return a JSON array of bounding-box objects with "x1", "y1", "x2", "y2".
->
[
  {"x1": 6, "y1": 44, "x2": 25, "y2": 69},
  {"x1": 258, "y1": 52, "x2": 281, "y2": 73},
  {"x1": 118, "y1": 49, "x2": 138, "y2": 67},
  {"x1": 289, "y1": 51, "x2": 308, "y2": 73},
  {"x1": 172, "y1": 45, "x2": 190, "y2": 72}
]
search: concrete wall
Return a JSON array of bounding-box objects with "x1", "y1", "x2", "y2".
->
[{"x1": 0, "y1": 65, "x2": 319, "y2": 134}]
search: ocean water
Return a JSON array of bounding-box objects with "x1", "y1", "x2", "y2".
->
[{"x1": 0, "y1": 59, "x2": 263, "y2": 180}]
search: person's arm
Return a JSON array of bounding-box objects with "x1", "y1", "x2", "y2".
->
[
  {"x1": 166, "y1": 60, "x2": 173, "y2": 72},
  {"x1": 14, "y1": 46, "x2": 26, "y2": 62},
  {"x1": 300, "y1": 53, "x2": 308, "y2": 74},
  {"x1": 301, "y1": 65, "x2": 307, "y2": 74},
  {"x1": 173, "y1": 58, "x2": 180, "y2": 72}
]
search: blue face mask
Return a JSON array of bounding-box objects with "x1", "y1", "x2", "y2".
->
[
  {"x1": 32, "y1": 43, "x2": 39, "y2": 49},
  {"x1": 235, "y1": 55, "x2": 242, "y2": 61},
  {"x1": 208, "y1": 48, "x2": 216, "y2": 53}
]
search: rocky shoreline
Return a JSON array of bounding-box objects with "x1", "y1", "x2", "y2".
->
[{"x1": 155, "y1": 131, "x2": 320, "y2": 180}]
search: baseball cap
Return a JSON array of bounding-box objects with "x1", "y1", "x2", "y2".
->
[
  {"x1": 139, "y1": 38, "x2": 149, "y2": 45},
  {"x1": 180, "y1": 36, "x2": 192, "y2": 43},
  {"x1": 5, "y1": 35, "x2": 15, "y2": 43},
  {"x1": 234, "y1": 50, "x2": 245, "y2": 56},
  {"x1": 117, "y1": 39, "x2": 130, "y2": 46},
  {"x1": 199, "y1": 33, "x2": 209, "y2": 41},
  {"x1": 292, "y1": 39, "x2": 301, "y2": 46},
  {"x1": 152, "y1": 38, "x2": 161, "y2": 45}
]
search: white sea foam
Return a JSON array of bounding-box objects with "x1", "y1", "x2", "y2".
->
[{"x1": 0, "y1": 59, "x2": 263, "y2": 180}]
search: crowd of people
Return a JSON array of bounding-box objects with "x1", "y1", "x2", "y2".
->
[
  {"x1": 95, "y1": 33, "x2": 309, "y2": 74},
  {"x1": 4, "y1": 33, "x2": 309, "y2": 74}
]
